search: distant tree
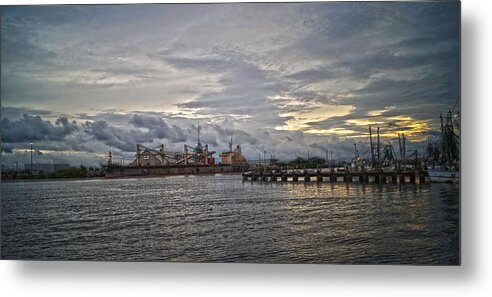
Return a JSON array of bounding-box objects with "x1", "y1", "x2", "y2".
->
[
  {"x1": 289, "y1": 157, "x2": 306, "y2": 165},
  {"x1": 308, "y1": 157, "x2": 326, "y2": 165}
]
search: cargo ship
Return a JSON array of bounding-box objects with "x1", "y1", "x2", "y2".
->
[{"x1": 103, "y1": 132, "x2": 248, "y2": 178}]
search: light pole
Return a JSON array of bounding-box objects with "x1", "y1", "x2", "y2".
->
[{"x1": 30, "y1": 142, "x2": 33, "y2": 175}]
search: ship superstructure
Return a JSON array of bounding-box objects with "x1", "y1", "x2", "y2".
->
[{"x1": 219, "y1": 138, "x2": 247, "y2": 166}]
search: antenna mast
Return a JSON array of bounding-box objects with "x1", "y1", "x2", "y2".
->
[{"x1": 197, "y1": 119, "x2": 201, "y2": 144}]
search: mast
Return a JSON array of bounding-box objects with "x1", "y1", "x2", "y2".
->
[
  {"x1": 377, "y1": 127, "x2": 380, "y2": 170},
  {"x1": 136, "y1": 144, "x2": 141, "y2": 167},
  {"x1": 403, "y1": 133, "x2": 406, "y2": 162},
  {"x1": 440, "y1": 113, "x2": 445, "y2": 155},
  {"x1": 197, "y1": 119, "x2": 201, "y2": 144},
  {"x1": 108, "y1": 151, "x2": 112, "y2": 166},
  {"x1": 448, "y1": 110, "x2": 454, "y2": 133},
  {"x1": 369, "y1": 126, "x2": 375, "y2": 167},
  {"x1": 204, "y1": 145, "x2": 209, "y2": 165},
  {"x1": 398, "y1": 133, "x2": 403, "y2": 171},
  {"x1": 160, "y1": 144, "x2": 165, "y2": 166},
  {"x1": 331, "y1": 149, "x2": 333, "y2": 169}
]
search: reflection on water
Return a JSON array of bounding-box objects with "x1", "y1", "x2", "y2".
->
[{"x1": 1, "y1": 176, "x2": 459, "y2": 264}]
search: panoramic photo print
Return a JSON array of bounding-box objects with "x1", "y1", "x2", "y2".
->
[{"x1": 1, "y1": 2, "x2": 460, "y2": 264}]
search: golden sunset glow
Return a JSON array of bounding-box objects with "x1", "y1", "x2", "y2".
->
[
  {"x1": 346, "y1": 119, "x2": 385, "y2": 126},
  {"x1": 305, "y1": 128, "x2": 360, "y2": 136},
  {"x1": 274, "y1": 103, "x2": 353, "y2": 131},
  {"x1": 278, "y1": 111, "x2": 430, "y2": 142},
  {"x1": 367, "y1": 106, "x2": 396, "y2": 116}
]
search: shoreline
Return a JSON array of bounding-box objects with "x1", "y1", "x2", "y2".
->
[{"x1": 0, "y1": 177, "x2": 105, "y2": 183}]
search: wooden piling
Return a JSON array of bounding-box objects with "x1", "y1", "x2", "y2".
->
[
  {"x1": 245, "y1": 168, "x2": 423, "y2": 184},
  {"x1": 346, "y1": 174, "x2": 352, "y2": 183}
]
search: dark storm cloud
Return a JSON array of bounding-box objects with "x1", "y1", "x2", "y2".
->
[
  {"x1": 1, "y1": 106, "x2": 56, "y2": 119},
  {"x1": 83, "y1": 120, "x2": 152, "y2": 152},
  {"x1": 276, "y1": 1, "x2": 460, "y2": 112},
  {"x1": 349, "y1": 72, "x2": 459, "y2": 119},
  {"x1": 1, "y1": 143, "x2": 14, "y2": 153},
  {"x1": 210, "y1": 121, "x2": 258, "y2": 145},
  {"x1": 1, "y1": 114, "x2": 78, "y2": 143},
  {"x1": 130, "y1": 114, "x2": 187, "y2": 142},
  {"x1": 161, "y1": 42, "x2": 289, "y2": 120}
]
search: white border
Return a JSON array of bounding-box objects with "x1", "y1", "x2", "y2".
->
[{"x1": 1, "y1": 1, "x2": 491, "y2": 296}]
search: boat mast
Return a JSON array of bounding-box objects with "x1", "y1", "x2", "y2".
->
[{"x1": 369, "y1": 126, "x2": 375, "y2": 168}]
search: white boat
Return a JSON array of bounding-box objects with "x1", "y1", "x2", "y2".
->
[{"x1": 427, "y1": 168, "x2": 459, "y2": 183}]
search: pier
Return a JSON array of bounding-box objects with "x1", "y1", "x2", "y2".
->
[{"x1": 242, "y1": 168, "x2": 427, "y2": 184}]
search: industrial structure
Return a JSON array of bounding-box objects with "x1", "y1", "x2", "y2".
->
[
  {"x1": 104, "y1": 124, "x2": 248, "y2": 178},
  {"x1": 219, "y1": 138, "x2": 247, "y2": 166}
]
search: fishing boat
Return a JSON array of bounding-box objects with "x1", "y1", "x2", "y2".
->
[
  {"x1": 426, "y1": 106, "x2": 460, "y2": 183},
  {"x1": 427, "y1": 167, "x2": 459, "y2": 183}
]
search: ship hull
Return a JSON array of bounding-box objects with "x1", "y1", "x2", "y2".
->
[
  {"x1": 104, "y1": 164, "x2": 247, "y2": 178},
  {"x1": 427, "y1": 169, "x2": 459, "y2": 183}
]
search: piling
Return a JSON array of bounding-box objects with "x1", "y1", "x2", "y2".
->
[{"x1": 245, "y1": 168, "x2": 425, "y2": 184}]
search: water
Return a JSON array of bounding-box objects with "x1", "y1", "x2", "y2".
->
[{"x1": 1, "y1": 175, "x2": 459, "y2": 264}]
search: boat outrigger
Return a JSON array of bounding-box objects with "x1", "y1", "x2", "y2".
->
[{"x1": 425, "y1": 106, "x2": 460, "y2": 183}]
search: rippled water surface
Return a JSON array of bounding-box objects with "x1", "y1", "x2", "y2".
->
[{"x1": 1, "y1": 175, "x2": 459, "y2": 264}]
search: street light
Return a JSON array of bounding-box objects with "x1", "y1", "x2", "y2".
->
[{"x1": 30, "y1": 142, "x2": 33, "y2": 175}]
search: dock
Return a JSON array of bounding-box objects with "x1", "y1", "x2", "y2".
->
[{"x1": 242, "y1": 168, "x2": 427, "y2": 184}]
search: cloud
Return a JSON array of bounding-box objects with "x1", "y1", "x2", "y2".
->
[
  {"x1": 210, "y1": 119, "x2": 258, "y2": 145},
  {"x1": 130, "y1": 114, "x2": 187, "y2": 142},
  {"x1": 83, "y1": 120, "x2": 152, "y2": 152},
  {"x1": 1, "y1": 114, "x2": 78, "y2": 143},
  {"x1": 0, "y1": 3, "x2": 460, "y2": 167}
]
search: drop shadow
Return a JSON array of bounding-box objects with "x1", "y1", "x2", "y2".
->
[{"x1": 4, "y1": 3, "x2": 477, "y2": 286}]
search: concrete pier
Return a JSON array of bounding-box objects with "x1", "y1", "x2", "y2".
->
[{"x1": 243, "y1": 169, "x2": 426, "y2": 184}]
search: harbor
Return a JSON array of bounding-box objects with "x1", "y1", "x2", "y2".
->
[
  {"x1": 101, "y1": 107, "x2": 460, "y2": 184},
  {"x1": 244, "y1": 109, "x2": 459, "y2": 184}
]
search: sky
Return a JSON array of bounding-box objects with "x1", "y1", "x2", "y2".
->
[{"x1": 0, "y1": 2, "x2": 460, "y2": 168}]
